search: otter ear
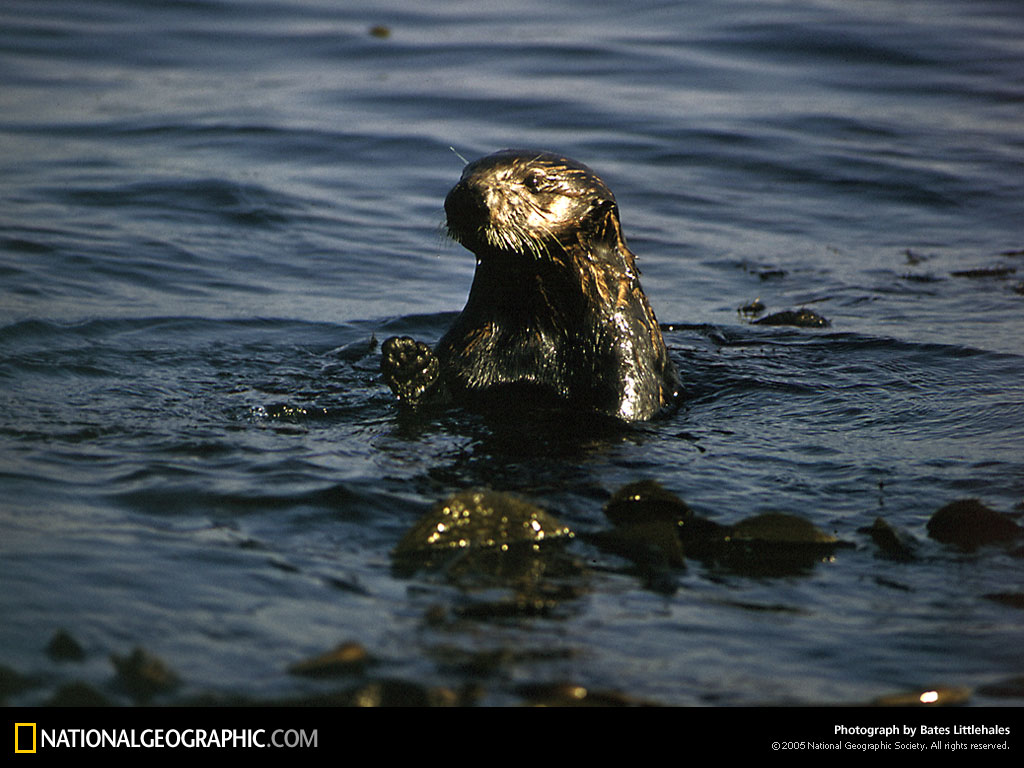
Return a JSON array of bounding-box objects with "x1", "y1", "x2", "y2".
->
[
  {"x1": 588, "y1": 199, "x2": 639, "y2": 273},
  {"x1": 592, "y1": 200, "x2": 633, "y2": 252}
]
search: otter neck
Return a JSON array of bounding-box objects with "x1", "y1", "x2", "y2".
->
[{"x1": 465, "y1": 243, "x2": 631, "y2": 331}]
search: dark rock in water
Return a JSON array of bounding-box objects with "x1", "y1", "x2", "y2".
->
[
  {"x1": 731, "y1": 512, "x2": 838, "y2": 544},
  {"x1": 604, "y1": 480, "x2": 693, "y2": 527},
  {"x1": 983, "y1": 593, "x2": 1024, "y2": 610},
  {"x1": 926, "y1": 498, "x2": 1022, "y2": 549},
  {"x1": 597, "y1": 481, "x2": 696, "y2": 589},
  {"x1": 950, "y1": 266, "x2": 1016, "y2": 279},
  {"x1": 977, "y1": 676, "x2": 1024, "y2": 699},
  {"x1": 111, "y1": 647, "x2": 179, "y2": 701},
  {"x1": 602, "y1": 480, "x2": 729, "y2": 559},
  {"x1": 391, "y1": 490, "x2": 581, "y2": 593},
  {"x1": 601, "y1": 485, "x2": 843, "y2": 577},
  {"x1": 0, "y1": 664, "x2": 34, "y2": 702},
  {"x1": 858, "y1": 517, "x2": 917, "y2": 561},
  {"x1": 453, "y1": 592, "x2": 569, "y2": 620},
  {"x1": 723, "y1": 513, "x2": 843, "y2": 576},
  {"x1": 753, "y1": 308, "x2": 830, "y2": 328},
  {"x1": 393, "y1": 489, "x2": 573, "y2": 557},
  {"x1": 288, "y1": 642, "x2": 371, "y2": 677},
  {"x1": 590, "y1": 522, "x2": 686, "y2": 570},
  {"x1": 46, "y1": 629, "x2": 86, "y2": 661},
  {"x1": 738, "y1": 298, "x2": 766, "y2": 317}
]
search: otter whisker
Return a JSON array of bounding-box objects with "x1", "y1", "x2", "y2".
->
[{"x1": 449, "y1": 146, "x2": 470, "y2": 165}]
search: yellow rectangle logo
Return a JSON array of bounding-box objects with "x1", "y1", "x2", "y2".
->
[{"x1": 15, "y1": 723, "x2": 37, "y2": 754}]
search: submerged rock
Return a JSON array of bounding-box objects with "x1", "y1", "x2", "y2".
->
[
  {"x1": 950, "y1": 266, "x2": 1016, "y2": 279},
  {"x1": 594, "y1": 481, "x2": 703, "y2": 592},
  {"x1": 46, "y1": 682, "x2": 112, "y2": 707},
  {"x1": 722, "y1": 513, "x2": 843, "y2": 576},
  {"x1": 858, "y1": 517, "x2": 917, "y2": 561},
  {"x1": 604, "y1": 480, "x2": 693, "y2": 527},
  {"x1": 0, "y1": 664, "x2": 34, "y2": 702},
  {"x1": 46, "y1": 629, "x2": 86, "y2": 662},
  {"x1": 601, "y1": 480, "x2": 730, "y2": 562},
  {"x1": 731, "y1": 512, "x2": 838, "y2": 544},
  {"x1": 926, "y1": 498, "x2": 1022, "y2": 549},
  {"x1": 977, "y1": 676, "x2": 1024, "y2": 700},
  {"x1": 110, "y1": 647, "x2": 179, "y2": 701},
  {"x1": 600, "y1": 480, "x2": 689, "y2": 570},
  {"x1": 983, "y1": 593, "x2": 1024, "y2": 610},
  {"x1": 599, "y1": 483, "x2": 844, "y2": 579}
]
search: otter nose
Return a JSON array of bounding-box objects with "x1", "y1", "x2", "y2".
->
[{"x1": 444, "y1": 180, "x2": 489, "y2": 231}]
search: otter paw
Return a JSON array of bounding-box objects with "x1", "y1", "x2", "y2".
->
[{"x1": 381, "y1": 336, "x2": 441, "y2": 405}]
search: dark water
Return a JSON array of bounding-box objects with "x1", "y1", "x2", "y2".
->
[{"x1": 2, "y1": 0, "x2": 1022, "y2": 707}]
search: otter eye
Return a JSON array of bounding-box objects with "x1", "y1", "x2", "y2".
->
[{"x1": 522, "y1": 170, "x2": 547, "y2": 191}]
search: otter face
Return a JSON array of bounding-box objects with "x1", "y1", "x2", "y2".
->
[{"x1": 444, "y1": 150, "x2": 616, "y2": 260}]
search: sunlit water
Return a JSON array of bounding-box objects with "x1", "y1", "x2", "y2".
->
[{"x1": 2, "y1": 0, "x2": 1022, "y2": 706}]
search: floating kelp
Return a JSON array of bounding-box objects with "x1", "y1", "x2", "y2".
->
[{"x1": 926, "y1": 498, "x2": 1023, "y2": 550}]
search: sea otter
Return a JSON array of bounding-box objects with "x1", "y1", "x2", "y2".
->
[{"x1": 381, "y1": 149, "x2": 680, "y2": 422}]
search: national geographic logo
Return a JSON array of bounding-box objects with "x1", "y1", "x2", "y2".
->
[
  {"x1": 14, "y1": 723, "x2": 36, "y2": 754},
  {"x1": 10, "y1": 723, "x2": 317, "y2": 751}
]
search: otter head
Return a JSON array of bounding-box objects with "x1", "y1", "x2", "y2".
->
[{"x1": 444, "y1": 149, "x2": 632, "y2": 272}]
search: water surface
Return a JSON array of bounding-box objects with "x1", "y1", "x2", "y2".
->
[{"x1": 2, "y1": 0, "x2": 1023, "y2": 706}]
